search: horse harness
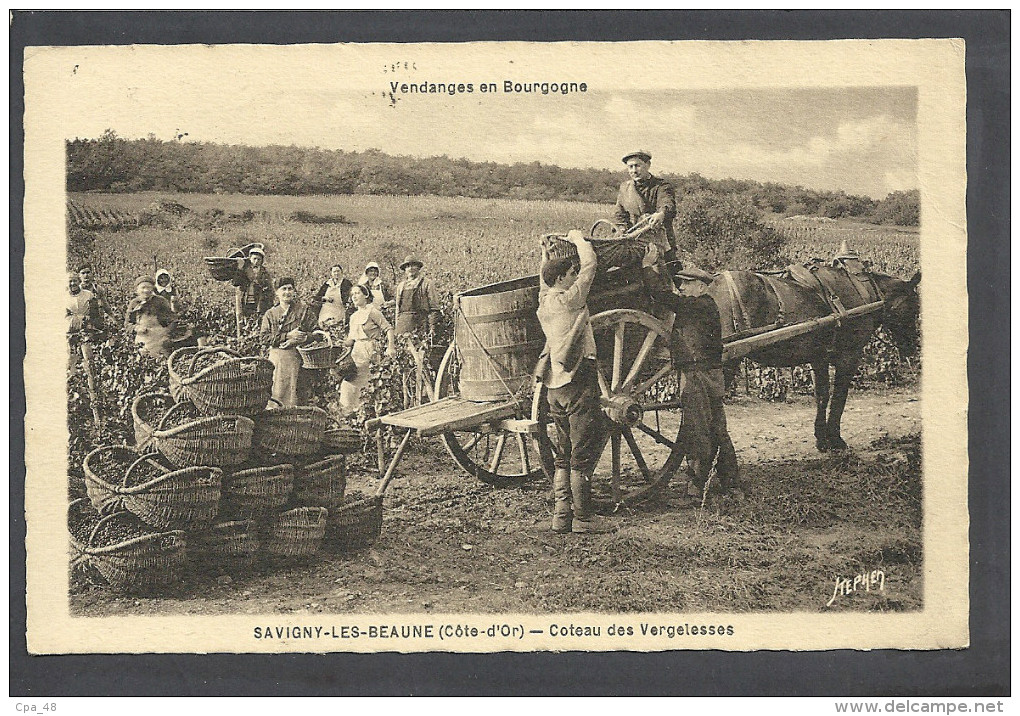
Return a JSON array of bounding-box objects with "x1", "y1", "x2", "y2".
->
[{"x1": 719, "y1": 255, "x2": 884, "y2": 352}]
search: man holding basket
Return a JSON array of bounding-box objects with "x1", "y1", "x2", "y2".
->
[{"x1": 535, "y1": 230, "x2": 616, "y2": 535}]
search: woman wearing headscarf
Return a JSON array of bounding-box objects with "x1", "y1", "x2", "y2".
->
[
  {"x1": 233, "y1": 246, "x2": 275, "y2": 318},
  {"x1": 154, "y1": 269, "x2": 179, "y2": 313},
  {"x1": 356, "y1": 262, "x2": 391, "y2": 307},
  {"x1": 124, "y1": 275, "x2": 176, "y2": 358},
  {"x1": 339, "y1": 284, "x2": 396, "y2": 417},
  {"x1": 312, "y1": 264, "x2": 353, "y2": 331},
  {"x1": 260, "y1": 277, "x2": 316, "y2": 407}
]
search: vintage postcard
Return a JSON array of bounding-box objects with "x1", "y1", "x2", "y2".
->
[{"x1": 24, "y1": 39, "x2": 967, "y2": 654}]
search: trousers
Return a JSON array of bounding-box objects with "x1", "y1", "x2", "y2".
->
[{"x1": 548, "y1": 359, "x2": 604, "y2": 474}]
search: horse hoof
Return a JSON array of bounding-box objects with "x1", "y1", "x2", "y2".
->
[
  {"x1": 829, "y1": 438, "x2": 849, "y2": 451},
  {"x1": 816, "y1": 439, "x2": 831, "y2": 452}
]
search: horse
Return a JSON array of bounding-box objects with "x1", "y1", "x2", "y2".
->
[{"x1": 708, "y1": 262, "x2": 920, "y2": 451}]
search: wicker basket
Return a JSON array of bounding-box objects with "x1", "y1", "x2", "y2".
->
[
  {"x1": 253, "y1": 403, "x2": 328, "y2": 456},
  {"x1": 325, "y1": 493, "x2": 383, "y2": 551},
  {"x1": 83, "y1": 446, "x2": 141, "y2": 513},
  {"x1": 151, "y1": 401, "x2": 254, "y2": 468},
  {"x1": 68, "y1": 499, "x2": 186, "y2": 593},
  {"x1": 263, "y1": 506, "x2": 327, "y2": 559},
  {"x1": 297, "y1": 330, "x2": 336, "y2": 370},
  {"x1": 119, "y1": 454, "x2": 222, "y2": 531},
  {"x1": 323, "y1": 427, "x2": 363, "y2": 454},
  {"x1": 168, "y1": 346, "x2": 200, "y2": 402},
  {"x1": 221, "y1": 461, "x2": 295, "y2": 517},
  {"x1": 293, "y1": 455, "x2": 346, "y2": 508},
  {"x1": 131, "y1": 392, "x2": 176, "y2": 450},
  {"x1": 333, "y1": 348, "x2": 356, "y2": 381},
  {"x1": 176, "y1": 347, "x2": 274, "y2": 418},
  {"x1": 189, "y1": 519, "x2": 260, "y2": 569},
  {"x1": 204, "y1": 256, "x2": 241, "y2": 282}
]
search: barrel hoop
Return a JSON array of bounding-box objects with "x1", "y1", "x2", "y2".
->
[
  {"x1": 459, "y1": 309, "x2": 534, "y2": 326},
  {"x1": 457, "y1": 339, "x2": 545, "y2": 357}
]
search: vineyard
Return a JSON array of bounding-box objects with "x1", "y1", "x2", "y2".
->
[{"x1": 66, "y1": 191, "x2": 923, "y2": 616}]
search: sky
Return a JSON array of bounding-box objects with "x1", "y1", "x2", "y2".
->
[{"x1": 52, "y1": 45, "x2": 918, "y2": 200}]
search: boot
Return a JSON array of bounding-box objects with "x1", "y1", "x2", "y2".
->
[
  {"x1": 570, "y1": 470, "x2": 617, "y2": 534},
  {"x1": 551, "y1": 468, "x2": 573, "y2": 534}
]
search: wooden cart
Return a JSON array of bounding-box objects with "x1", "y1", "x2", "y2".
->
[
  {"x1": 367, "y1": 255, "x2": 694, "y2": 506},
  {"x1": 367, "y1": 237, "x2": 886, "y2": 507}
]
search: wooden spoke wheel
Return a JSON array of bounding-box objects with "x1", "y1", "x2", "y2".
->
[
  {"x1": 532, "y1": 309, "x2": 687, "y2": 507},
  {"x1": 434, "y1": 345, "x2": 543, "y2": 488}
]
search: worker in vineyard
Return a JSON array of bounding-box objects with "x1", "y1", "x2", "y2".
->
[
  {"x1": 536, "y1": 229, "x2": 616, "y2": 535},
  {"x1": 312, "y1": 264, "x2": 353, "y2": 332},
  {"x1": 77, "y1": 264, "x2": 115, "y2": 331},
  {"x1": 357, "y1": 262, "x2": 391, "y2": 306},
  {"x1": 393, "y1": 255, "x2": 441, "y2": 335},
  {"x1": 260, "y1": 277, "x2": 317, "y2": 407},
  {"x1": 339, "y1": 284, "x2": 397, "y2": 417},
  {"x1": 67, "y1": 272, "x2": 101, "y2": 362},
  {"x1": 153, "y1": 269, "x2": 180, "y2": 313},
  {"x1": 233, "y1": 246, "x2": 274, "y2": 318},
  {"x1": 124, "y1": 275, "x2": 176, "y2": 359},
  {"x1": 613, "y1": 150, "x2": 678, "y2": 264},
  {"x1": 650, "y1": 268, "x2": 742, "y2": 496}
]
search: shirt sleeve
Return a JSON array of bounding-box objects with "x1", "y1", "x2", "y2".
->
[
  {"x1": 424, "y1": 279, "x2": 441, "y2": 312},
  {"x1": 558, "y1": 240, "x2": 597, "y2": 308},
  {"x1": 655, "y1": 180, "x2": 677, "y2": 220},
  {"x1": 373, "y1": 306, "x2": 392, "y2": 334},
  {"x1": 260, "y1": 310, "x2": 280, "y2": 346}
]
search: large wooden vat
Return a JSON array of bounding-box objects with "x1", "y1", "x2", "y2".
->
[{"x1": 454, "y1": 276, "x2": 544, "y2": 402}]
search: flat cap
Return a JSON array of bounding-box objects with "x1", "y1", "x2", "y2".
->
[
  {"x1": 135, "y1": 274, "x2": 156, "y2": 288},
  {"x1": 622, "y1": 150, "x2": 652, "y2": 164},
  {"x1": 675, "y1": 266, "x2": 716, "y2": 283},
  {"x1": 400, "y1": 255, "x2": 424, "y2": 270}
]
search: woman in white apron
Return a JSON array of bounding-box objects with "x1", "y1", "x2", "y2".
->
[
  {"x1": 260, "y1": 277, "x2": 315, "y2": 407},
  {"x1": 314, "y1": 264, "x2": 352, "y2": 331},
  {"x1": 340, "y1": 284, "x2": 396, "y2": 417},
  {"x1": 356, "y1": 262, "x2": 391, "y2": 307}
]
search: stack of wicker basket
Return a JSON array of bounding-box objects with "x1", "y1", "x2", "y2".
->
[{"x1": 69, "y1": 345, "x2": 374, "y2": 594}]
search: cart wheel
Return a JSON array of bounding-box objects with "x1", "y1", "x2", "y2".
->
[
  {"x1": 532, "y1": 309, "x2": 686, "y2": 507},
  {"x1": 434, "y1": 345, "x2": 543, "y2": 488}
]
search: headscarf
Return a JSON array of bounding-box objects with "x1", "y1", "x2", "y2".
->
[{"x1": 154, "y1": 269, "x2": 174, "y2": 295}]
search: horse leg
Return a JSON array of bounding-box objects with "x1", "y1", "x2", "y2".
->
[
  {"x1": 811, "y1": 360, "x2": 831, "y2": 451},
  {"x1": 826, "y1": 358, "x2": 859, "y2": 451}
]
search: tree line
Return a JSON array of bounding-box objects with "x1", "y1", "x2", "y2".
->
[{"x1": 66, "y1": 131, "x2": 919, "y2": 226}]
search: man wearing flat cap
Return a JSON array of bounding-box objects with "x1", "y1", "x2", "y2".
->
[
  {"x1": 393, "y1": 255, "x2": 441, "y2": 335},
  {"x1": 613, "y1": 150, "x2": 678, "y2": 264}
]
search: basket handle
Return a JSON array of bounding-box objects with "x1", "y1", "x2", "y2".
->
[
  {"x1": 123, "y1": 453, "x2": 171, "y2": 487},
  {"x1": 187, "y1": 346, "x2": 241, "y2": 376},
  {"x1": 87, "y1": 512, "x2": 122, "y2": 548},
  {"x1": 305, "y1": 330, "x2": 331, "y2": 349},
  {"x1": 156, "y1": 401, "x2": 190, "y2": 432}
]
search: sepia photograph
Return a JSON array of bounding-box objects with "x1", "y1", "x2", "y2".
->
[{"x1": 23, "y1": 36, "x2": 969, "y2": 656}]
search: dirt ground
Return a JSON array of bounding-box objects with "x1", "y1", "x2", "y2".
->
[{"x1": 71, "y1": 385, "x2": 921, "y2": 616}]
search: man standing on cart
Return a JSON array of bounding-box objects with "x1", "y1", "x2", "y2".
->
[
  {"x1": 536, "y1": 230, "x2": 617, "y2": 535},
  {"x1": 614, "y1": 150, "x2": 678, "y2": 266}
]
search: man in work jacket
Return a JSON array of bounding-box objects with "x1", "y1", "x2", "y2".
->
[
  {"x1": 650, "y1": 267, "x2": 743, "y2": 497},
  {"x1": 613, "y1": 150, "x2": 678, "y2": 263},
  {"x1": 393, "y1": 255, "x2": 441, "y2": 335}
]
